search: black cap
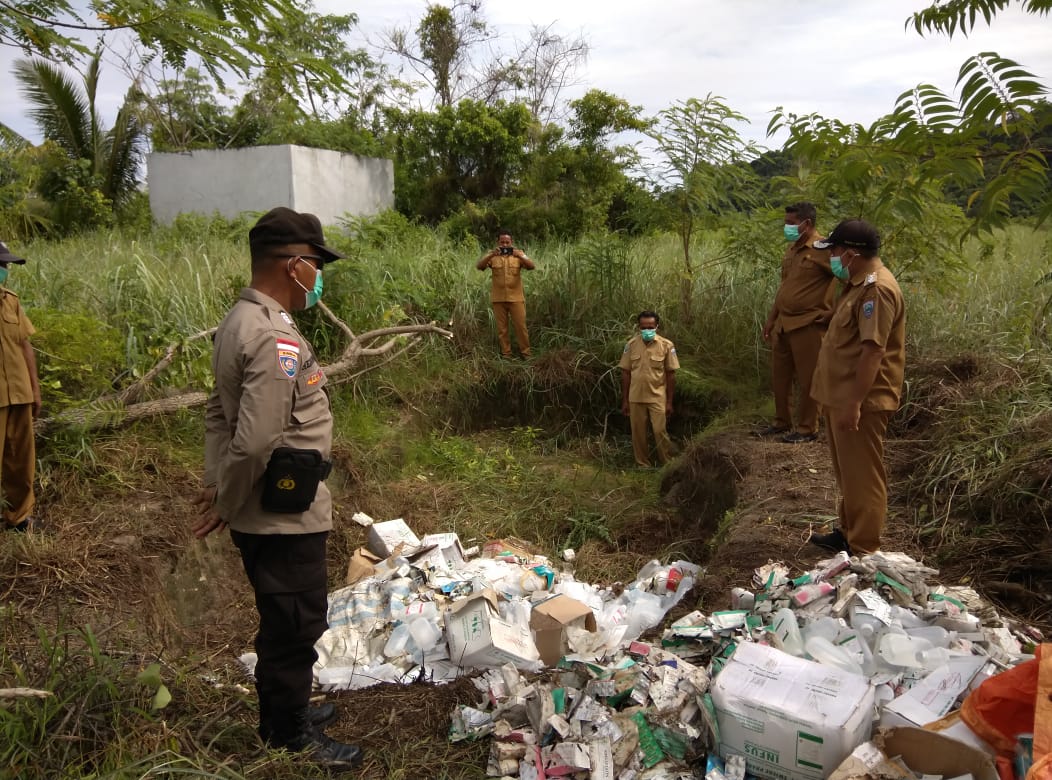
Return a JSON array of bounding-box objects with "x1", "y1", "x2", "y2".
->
[
  {"x1": 814, "y1": 219, "x2": 881, "y2": 252},
  {"x1": 0, "y1": 241, "x2": 27, "y2": 264},
  {"x1": 249, "y1": 207, "x2": 344, "y2": 263}
]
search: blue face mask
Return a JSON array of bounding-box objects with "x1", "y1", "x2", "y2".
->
[
  {"x1": 640, "y1": 328, "x2": 657, "y2": 342},
  {"x1": 783, "y1": 224, "x2": 800, "y2": 242},
  {"x1": 830, "y1": 256, "x2": 850, "y2": 281},
  {"x1": 0, "y1": 267, "x2": 7, "y2": 285},
  {"x1": 292, "y1": 259, "x2": 323, "y2": 309}
]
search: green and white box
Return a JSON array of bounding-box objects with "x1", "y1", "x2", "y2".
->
[{"x1": 711, "y1": 641, "x2": 875, "y2": 780}]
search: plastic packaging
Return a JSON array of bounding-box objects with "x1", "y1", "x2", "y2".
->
[
  {"x1": 805, "y1": 635, "x2": 865, "y2": 676},
  {"x1": 770, "y1": 608, "x2": 805, "y2": 656}
]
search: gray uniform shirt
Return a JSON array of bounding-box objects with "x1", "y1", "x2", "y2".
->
[{"x1": 204, "y1": 288, "x2": 333, "y2": 534}]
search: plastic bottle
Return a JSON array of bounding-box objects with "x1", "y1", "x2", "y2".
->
[
  {"x1": 849, "y1": 605, "x2": 887, "y2": 635},
  {"x1": 889, "y1": 605, "x2": 927, "y2": 629},
  {"x1": 904, "y1": 624, "x2": 955, "y2": 648},
  {"x1": 383, "y1": 623, "x2": 411, "y2": 657},
  {"x1": 805, "y1": 636, "x2": 865, "y2": 676},
  {"x1": 770, "y1": 608, "x2": 805, "y2": 656},
  {"x1": 878, "y1": 632, "x2": 936, "y2": 668},
  {"x1": 802, "y1": 617, "x2": 841, "y2": 644},
  {"x1": 408, "y1": 618, "x2": 442, "y2": 651}
]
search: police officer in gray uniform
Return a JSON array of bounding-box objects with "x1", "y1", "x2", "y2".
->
[{"x1": 193, "y1": 207, "x2": 361, "y2": 769}]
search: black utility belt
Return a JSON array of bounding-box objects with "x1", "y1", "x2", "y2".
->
[{"x1": 261, "y1": 447, "x2": 332, "y2": 514}]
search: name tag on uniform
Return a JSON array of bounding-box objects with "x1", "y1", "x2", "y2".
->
[{"x1": 276, "y1": 338, "x2": 300, "y2": 378}]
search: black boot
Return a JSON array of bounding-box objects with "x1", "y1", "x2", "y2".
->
[
  {"x1": 308, "y1": 701, "x2": 337, "y2": 727},
  {"x1": 809, "y1": 527, "x2": 851, "y2": 554},
  {"x1": 271, "y1": 708, "x2": 363, "y2": 770}
]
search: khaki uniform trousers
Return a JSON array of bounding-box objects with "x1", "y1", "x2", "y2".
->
[
  {"x1": 630, "y1": 402, "x2": 673, "y2": 467},
  {"x1": 827, "y1": 409, "x2": 892, "y2": 555},
  {"x1": 1, "y1": 403, "x2": 35, "y2": 527},
  {"x1": 771, "y1": 323, "x2": 824, "y2": 435},
  {"x1": 492, "y1": 301, "x2": 530, "y2": 357}
]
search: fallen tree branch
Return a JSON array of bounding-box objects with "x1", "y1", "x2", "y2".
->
[{"x1": 34, "y1": 310, "x2": 454, "y2": 434}]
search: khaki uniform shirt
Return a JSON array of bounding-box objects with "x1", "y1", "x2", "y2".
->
[
  {"x1": 772, "y1": 236, "x2": 836, "y2": 332},
  {"x1": 619, "y1": 334, "x2": 680, "y2": 405},
  {"x1": 205, "y1": 288, "x2": 333, "y2": 534},
  {"x1": 812, "y1": 261, "x2": 906, "y2": 412},
  {"x1": 0, "y1": 288, "x2": 36, "y2": 408},
  {"x1": 480, "y1": 250, "x2": 530, "y2": 303}
]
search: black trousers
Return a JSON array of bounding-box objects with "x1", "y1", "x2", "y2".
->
[{"x1": 231, "y1": 530, "x2": 329, "y2": 742}]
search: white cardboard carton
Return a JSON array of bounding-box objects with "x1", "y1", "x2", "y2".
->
[
  {"x1": 414, "y1": 532, "x2": 467, "y2": 570},
  {"x1": 711, "y1": 642, "x2": 875, "y2": 780},
  {"x1": 446, "y1": 590, "x2": 540, "y2": 670},
  {"x1": 879, "y1": 654, "x2": 987, "y2": 729},
  {"x1": 366, "y1": 519, "x2": 420, "y2": 558}
]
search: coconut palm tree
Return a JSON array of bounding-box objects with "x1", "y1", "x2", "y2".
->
[{"x1": 13, "y1": 53, "x2": 145, "y2": 206}]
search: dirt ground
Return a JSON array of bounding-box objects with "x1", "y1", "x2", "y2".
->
[{"x1": 0, "y1": 423, "x2": 1017, "y2": 778}]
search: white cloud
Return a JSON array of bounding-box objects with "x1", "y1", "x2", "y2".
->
[{"x1": 1, "y1": 0, "x2": 1049, "y2": 150}]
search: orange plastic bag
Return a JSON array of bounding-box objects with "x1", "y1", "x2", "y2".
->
[{"x1": 960, "y1": 644, "x2": 1052, "y2": 780}]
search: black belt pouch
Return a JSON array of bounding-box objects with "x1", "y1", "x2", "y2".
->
[{"x1": 261, "y1": 447, "x2": 333, "y2": 513}]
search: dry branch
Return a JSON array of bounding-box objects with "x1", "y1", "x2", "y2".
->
[{"x1": 34, "y1": 308, "x2": 453, "y2": 435}]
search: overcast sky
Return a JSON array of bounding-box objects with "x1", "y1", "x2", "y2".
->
[{"x1": 2, "y1": 0, "x2": 1050, "y2": 147}]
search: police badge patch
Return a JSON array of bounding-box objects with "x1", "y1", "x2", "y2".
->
[
  {"x1": 276, "y1": 338, "x2": 300, "y2": 378},
  {"x1": 862, "y1": 300, "x2": 875, "y2": 319}
]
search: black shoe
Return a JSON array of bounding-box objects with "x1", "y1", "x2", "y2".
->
[
  {"x1": 754, "y1": 425, "x2": 790, "y2": 438},
  {"x1": 308, "y1": 701, "x2": 337, "y2": 728},
  {"x1": 269, "y1": 710, "x2": 363, "y2": 770},
  {"x1": 781, "y1": 431, "x2": 818, "y2": 444},
  {"x1": 304, "y1": 732, "x2": 363, "y2": 769},
  {"x1": 8, "y1": 516, "x2": 44, "y2": 533},
  {"x1": 809, "y1": 528, "x2": 851, "y2": 554}
]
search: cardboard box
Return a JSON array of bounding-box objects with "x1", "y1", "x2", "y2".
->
[
  {"x1": 828, "y1": 726, "x2": 998, "y2": 780},
  {"x1": 711, "y1": 642, "x2": 875, "y2": 780},
  {"x1": 446, "y1": 590, "x2": 540, "y2": 670},
  {"x1": 879, "y1": 654, "x2": 987, "y2": 729},
  {"x1": 529, "y1": 594, "x2": 598, "y2": 667},
  {"x1": 482, "y1": 537, "x2": 535, "y2": 562},
  {"x1": 344, "y1": 547, "x2": 382, "y2": 586},
  {"x1": 413, "y1": 532, "x2": 467, "y2": 570},
  {"x1": 366, "y1": 519, "x2": 420, "y2": 558}
]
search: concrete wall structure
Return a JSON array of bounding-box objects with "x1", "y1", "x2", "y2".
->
[{"x1": 147, "y1": 145, "x2": 394, "y2": 226}]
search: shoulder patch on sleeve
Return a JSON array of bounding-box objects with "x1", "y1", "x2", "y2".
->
[
  {"x1": 670, "y1": 346, "x2": 677, "y2": 354},
  {"x1": 623, "y1": 343, "x2": 630, "y2": 353},
  {"x1": 862, "y1": 300, "x2": 875, "y2": 319},
  {"x1": 276, "y1": 337, "x2": 300, "y2": 378}
]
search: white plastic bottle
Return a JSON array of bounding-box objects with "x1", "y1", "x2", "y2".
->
[
  {"x1": 802, "y1": 616, "x2": 842, "y2": 644},
  {"x1": 805, "y1": 636, "x2": 865, "y2": 677},
  {"x1": 384, "y1": 622, "x2": 411, "y2": 657},
  {"x1": 904, "y1": 624, "x2": 955, "y2": 648},
  {"x1": 770, "y1": 608, "x2": 805, "y2": 656},
  {"x1": 878, "y1": 633, "x2": 935, "y2": 668}
]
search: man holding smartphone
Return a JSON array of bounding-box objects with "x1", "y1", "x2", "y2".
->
[{"x1": 476, "y1": 230, "x2": 536, "y2": 358}]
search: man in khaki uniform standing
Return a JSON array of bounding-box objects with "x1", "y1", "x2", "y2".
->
[
  {"x1": 761, "y1": 202, "x2": 836, "y2": 443},
  {"x1": 809, "y1": 219, "x2": 905, "y2": 556},
  {"x1": 192, "y1": 208, "x2": 361, "y2": 769},
  {"x1": 620, "y1": 311, "x2": 680, "y2": 467},
  {"x1": 0, "y1": 241, "x2": 42, "y2": 532},
  {"x1": 477, "y1": 230, "x2": 535, "y2": 358}
]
